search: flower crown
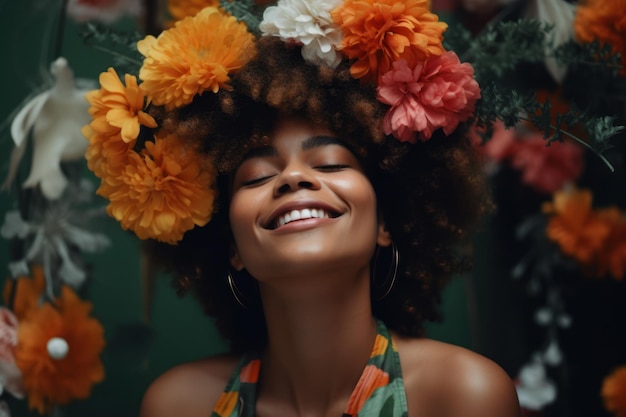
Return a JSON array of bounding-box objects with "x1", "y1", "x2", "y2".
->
[{"x1": 83, "y1": 0, "x2": 481, "y2": 244}]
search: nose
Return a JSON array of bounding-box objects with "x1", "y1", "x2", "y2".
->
[{"x1": 273, "y1": 161, "x2": 321, "y2": 196}]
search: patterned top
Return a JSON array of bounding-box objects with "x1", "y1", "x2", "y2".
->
[{"x1": 211, "y1": 320, "x2": 409, "y2": 417}]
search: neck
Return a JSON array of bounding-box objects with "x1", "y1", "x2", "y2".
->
[{"x1": 256, "y1": 266, "x2": 377, "y2": 417}]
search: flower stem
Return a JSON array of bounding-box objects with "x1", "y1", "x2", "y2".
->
[
  {"x1": 90, "y1": 45, "x2": 143, "y2": 67},
  {"x1": 54, "y1": 0, "x2": 70, "y2": 60},
  {"x1": 519, "y1": 117, "x2": 615, "y2": 172}
]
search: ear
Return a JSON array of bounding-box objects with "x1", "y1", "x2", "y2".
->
[
  {"x1": 376, "y1": 220, "x2": 392, "y2": 247},
  {"x1": 230, "y1": 247, "x2": 245, "y2": 271}
]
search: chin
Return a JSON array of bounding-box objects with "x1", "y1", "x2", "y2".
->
[{"x1": 248, "y1": 248, "x2": 374, "y2": 280}]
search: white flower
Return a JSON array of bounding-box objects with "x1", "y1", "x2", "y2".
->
[
  {"x1": 0, "y1": 401, "x2": 12, "y2": 417},
  {"x1": 0, "y1": 181, "x2": 110, "y2": 289},
  {"x1": 5, "y1": 57, "x2": 96, "y2": 200},
  {"x1": 534, "y1": 307, "x2": 553, "y2": 325},
  {"x1": 260, "y1": 0, "x2": 344, "y2": 68},
  {"x1": 516, "y1": 359, "x2": 557, "y2": 410},
  {"x1": 0, "y1": 308, "x2": 25, "y2": 401},
  {"x1": 543, "y1": 338, "x2": 563, "y2": 366},
  {"x1": 524, "y1": 0, "x2": 576, "y2": 83}
]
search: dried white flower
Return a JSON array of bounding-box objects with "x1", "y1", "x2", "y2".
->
[
  {"x1": 6, "y1": 58, "x2": 95, "y2": 200},
  {"x1": 516, "y1": 359, "x2": 557, "y2": 410},
  {"x1": 260, "y1": 0, "x2": 344, "y2": 68}
]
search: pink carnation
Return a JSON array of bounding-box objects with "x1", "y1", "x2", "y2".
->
[
  {"x1": 0, "y1": 308, "x2": 25, "y2": 398},
  {"x1": 377, "y1": 52, "x2": 481, "y2": 143},
  {"x1": 473, "y1": 120, "x2": 585, "y2": 194},
  {"x1": 511, "y1": 133, "x2": 584, "y2": 194}
]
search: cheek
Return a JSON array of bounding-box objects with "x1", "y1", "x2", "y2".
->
[
  {"x1": 228, "y1": 192, "x2": 257, "y2": 244},
  {"x1": 336, "y1": 176, "x2": 378, "y2": 215}
]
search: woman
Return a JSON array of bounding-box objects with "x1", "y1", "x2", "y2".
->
[{"x1": 84, "y1": 1, "x2": 520, "y2": 416}]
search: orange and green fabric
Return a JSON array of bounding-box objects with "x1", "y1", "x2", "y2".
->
[{"x1": 211, "y1": 319, "x2": 408, "y2": 417}]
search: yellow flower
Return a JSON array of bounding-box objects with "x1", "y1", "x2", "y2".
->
[
  {"x1": 602, "y1": 365, "x2": 626, "y2": 417},
  {"x1": 332, "y1": 0, "x2": 447, "y2": 83},
  {"x1": 86, "y1": 68, "x2": 157, "y2": 143},
  {"x1": 98, "y1": 135, "x2": 217, "y2": 244},
  {"x1": 168, "y1": 0, "x2": 220, "y2": 21},
  {"x1": 137, "y1": 7, "x2": 256, "y2": 109},
  {"x1": 83, "y1": 127, "x2": 134, "y2": 179},
  {"x1": 14, "y1": 286, "x2": 105, "y2": 414},
  {"x1": 83, "y1": 68, "x2": 157, "y2": 178}
]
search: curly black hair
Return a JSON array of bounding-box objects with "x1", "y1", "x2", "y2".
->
[{"x1": 144, "y1": 36, "x2": 490, "y2": 353}]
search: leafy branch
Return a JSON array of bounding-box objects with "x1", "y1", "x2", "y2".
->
[
  {"x1": 448, "y1": 19, "x2": 626, "y2": 171},
  {"x1": 79, "y1": 23, "x2": 144, "y2": 72},
  {"x1": 220, "y1": 0, "x2": 265, "y2": 35},
  {"x1": 475, "y1": 84, "x2": 624, "y2": 171}
]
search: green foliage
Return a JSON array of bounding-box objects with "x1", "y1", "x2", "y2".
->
[
  {"x1": 220, "y1": 0, "x2": 265, "y2": 35},
  {"x1": 79, "y1": 23, "x2": 144, "y2": 74},
  {"x1": 448, "y1": 18, "x2": 625, "y2": 171},
  {"x1": 447, "y1": 19, "x2": 552, "y2": 79},
  {"x1": 554, "y1": 39, "x2": 623, "y2": 77}
]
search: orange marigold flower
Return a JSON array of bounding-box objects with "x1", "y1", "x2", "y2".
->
[
  {"x1": 332, "y1": 0, "x2": 447, "y2": 83},
  {"x1": 168, "y1": 0, "x2": 219, "y2": 21},
  {"x1": 3, "y1": 266, "x2": 45, "y2": 320},
  {"x1": 14, "y1": 286, "x2": 105, "y2": 414},
  {"x1": 137, "y1": 7, "x2": 257, "y2": 109},
  {"x1": 98, "y1": 135, "x2": 217, "y2": 244},
  {"x1": 591, "y1": 208, "x2": 626, "y2": 280},
  {"x1": 543, "y1": 188, "x2": 611, "y2": 264},
  {"x1": 574, "y1": 0, "x2": 626, "y2": 76},
  {"x1": 83, "y1": 127, "x2": 133, "y2": 179},
  {"x1": 544, "y1": 188, "x2": 626, "y2": 280},
  {"x1": 602, "y1": 365, "x2": 626, "y2": 417},
  {"x1": 85, "y1": 68, "x2": 157, "y2": 143},
  {"x1": 83, "y1": 68, "x2": 156, "y2": 178}
]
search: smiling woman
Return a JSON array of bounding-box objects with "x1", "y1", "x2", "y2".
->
[{"x1": 83, "y1": 1, "x2": 520, "y2": 416}]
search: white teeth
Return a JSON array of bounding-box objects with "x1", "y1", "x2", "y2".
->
[{"x1": 276, "y1": 208, "x2": 330, "y2": 228}]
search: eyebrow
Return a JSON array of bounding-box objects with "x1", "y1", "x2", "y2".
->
[
  {"x1": 240, "y1": 135, "x2": 349, "y2": 162},
  {"x1": 302, "y1": 135, "x2": 346, "y2": 150}
]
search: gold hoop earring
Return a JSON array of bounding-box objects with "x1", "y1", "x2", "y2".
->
[
  {"x1": 227, "y1": 270, "x2": 249, "y2": 309},
  {"x1": 371, "y1": 242, "x2": 399, "y2": 300}
]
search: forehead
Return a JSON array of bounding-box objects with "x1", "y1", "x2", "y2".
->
[{"x1": 244, "y1": 116, "x2": 366, "y2": 159}]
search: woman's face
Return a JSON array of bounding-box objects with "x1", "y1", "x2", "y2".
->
[{"x1": 229, "y1": 117, "x2": 390, "y2": 281}]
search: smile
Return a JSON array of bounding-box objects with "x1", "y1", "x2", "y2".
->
[{"x1": 271, "y1": 208, "x2": 338, "y2": 229}]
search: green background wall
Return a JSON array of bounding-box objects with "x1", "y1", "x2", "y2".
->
[{"x1": 0, "y1": 1, "x2": 484, "y2": 415}]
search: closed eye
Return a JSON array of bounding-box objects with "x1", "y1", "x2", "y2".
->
[
  {"x1": 241, "y1": 175, "x2": 276, "y2": 187},
  {"x1": 315, "y1": 164, "x2": 351, "y2": 172}
]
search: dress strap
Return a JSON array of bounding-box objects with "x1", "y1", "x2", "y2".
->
[
  {"x1": 342, "y1": 320, "x2": 409, "y2": 417},
  {"x1": 211, "y1": 353, "x2": 261, "y2": 417},
  {"x1": 211, "y1": 319, "x2": 409, "y2": 417}
]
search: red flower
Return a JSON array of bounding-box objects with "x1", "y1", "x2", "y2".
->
[{"x1": 377, "y1": 53, "x2": 480, "y2": 142}]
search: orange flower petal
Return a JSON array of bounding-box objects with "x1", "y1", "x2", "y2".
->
[
  {"x1": 14, "y1": 285, "x2": 105, "y2": 414},
  {"x1": 138, "y1": 7, "x2": 256, "y2": 109},
  {"x1": 332, "y1": 0, "x2": 446, "y2": 83}
]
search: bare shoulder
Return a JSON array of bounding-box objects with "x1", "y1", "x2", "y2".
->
[
  {"x1": 393, "y1": 335, "x2": 520, "y2": 417},
  {"x1": 140, "y1": 355, "x2": 240, "y2": 417}
]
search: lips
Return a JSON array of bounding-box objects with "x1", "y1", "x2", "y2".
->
[{"x1": 264, "y1": 202, "x2": 341, "y2": 230}]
